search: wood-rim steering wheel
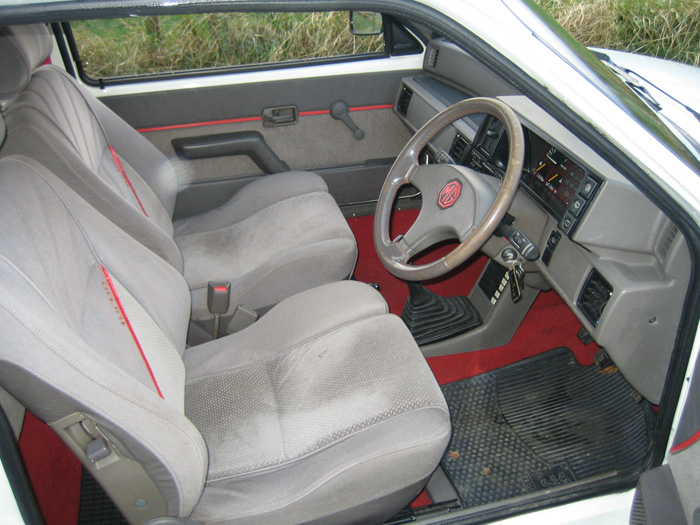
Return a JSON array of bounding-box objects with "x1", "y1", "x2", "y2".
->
[{"x1": 374, "y1": 97, "x2": 525, "y2": 281}]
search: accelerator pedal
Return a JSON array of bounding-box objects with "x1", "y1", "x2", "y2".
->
[{"x1": 401, "y1": 282, "x2": 482, "y2": 345}]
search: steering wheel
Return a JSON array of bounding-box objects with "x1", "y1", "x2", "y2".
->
[{"x1": 374, "y1": 97, "x2": 525, "y2": 281}]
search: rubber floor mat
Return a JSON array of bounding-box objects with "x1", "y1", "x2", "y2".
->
[{"x1": 441, "y1": 347, "x2": 655, "y2": 508}]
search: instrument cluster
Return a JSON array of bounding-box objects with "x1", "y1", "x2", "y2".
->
[{"x1": 449, "y1": 114, "x2": 602, "y2": 235}]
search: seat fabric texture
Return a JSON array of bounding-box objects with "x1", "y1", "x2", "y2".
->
[
  {"x1": 0, "y1": 24, "x2": 358, "y2": 322},
  {"x1": 0, "y1": 155, "x2": 450, "y2": 524}
]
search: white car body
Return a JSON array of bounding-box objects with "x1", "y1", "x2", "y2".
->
[{"x1": 1, "y1": 0, "x2": 699, "y2": 523}]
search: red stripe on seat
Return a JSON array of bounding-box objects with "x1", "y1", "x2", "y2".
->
[
  {"x1": 100, "y1": 265, "x2": 164, "y2": 399},
  {"x1": 670, "y1": 428, "x2": 700, "y2": 454},
  {"x1": 109, "y1": 146, "x2": 149, "y2": 217}
]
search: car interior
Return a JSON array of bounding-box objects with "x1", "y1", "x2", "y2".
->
[{"x1": 0, "y1": 8, "x2": 694, "y2": 525}]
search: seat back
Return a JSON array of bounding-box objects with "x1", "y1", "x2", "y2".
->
[
  {"x1": 0, "y1": 24, "x2": 184, "y2": 272},
  {"x1": 0, "y1": 155, "x2": 207, "y2": 520}
]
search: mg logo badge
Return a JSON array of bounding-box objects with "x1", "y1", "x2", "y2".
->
[{"x1": 438, "y1": 179, "x2": 462, "y2": 210}]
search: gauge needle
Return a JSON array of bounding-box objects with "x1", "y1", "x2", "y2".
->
[
  {"x1": 548, "y1": 173, "x2": 560, "y2": 182},
  {"x1": 535, "y1": 163, "x2": 546, "y2": 173}
]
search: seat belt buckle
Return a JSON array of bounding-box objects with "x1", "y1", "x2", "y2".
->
[
  {"x1": 207, "y1": 282, "x2": 230, "y2": 315},
  {"x1": 207, "y1": 282, "x2": 230, "y2": 339}
]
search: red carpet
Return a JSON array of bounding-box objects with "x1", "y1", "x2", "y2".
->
[{"x1": 17, "y1": 412, "x2": 82, "y2": 525}]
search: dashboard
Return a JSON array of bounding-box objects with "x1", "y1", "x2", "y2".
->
[{"x1": 392, "y1": 38, "x2": 691, "y2": 405}]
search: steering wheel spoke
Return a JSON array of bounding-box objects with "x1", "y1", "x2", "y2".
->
[
  {"x1": 400, "y1": 213, "x2": 452, "y2": 259},
  {"x1": 374, "y1": 98, "x2": 525, "y2": 281},
  {"x1": 389, "y1": 153, "x2": 419, "y2": 187},
  {"x1": 385, "y1": 235, "x2": 413, "y2": 264}
]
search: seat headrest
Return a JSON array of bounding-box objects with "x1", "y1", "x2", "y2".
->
[{"x1": 0, "y1": 24, "x2": 53, "y2": 103}]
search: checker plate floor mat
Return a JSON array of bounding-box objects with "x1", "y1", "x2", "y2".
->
[
  {"x1": 441, "y1": 347, "x2": 655, "y2": 508},
  {"x1": 79, "y1": 468, "x2": 127, "y2": 524}
]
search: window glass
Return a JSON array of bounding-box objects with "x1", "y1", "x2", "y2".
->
[{"x1": 71, "y1": 12, "x2": 386, "y2": 80}]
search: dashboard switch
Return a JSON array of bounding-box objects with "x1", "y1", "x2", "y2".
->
[
  {"x1": 559, "y1": 213, "x2": 575, "y2": 235},
  {"x1": 500, "y1": 225, "x2": 540, "y2": 261},
  {"x1": 542, "y1": 230, "x2": 561, "y2": 267},
  {"x1": 579, "y1": 177, "x2": 598, "y2": 199},
  {"x1": 570, "y1": 196, "x2": 586, "y2": 217},
  {"x1": 547, "y1": 230, "x2": 562, "y2": 249}
]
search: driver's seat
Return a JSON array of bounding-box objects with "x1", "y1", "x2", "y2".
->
[{"x1": 0, "y1": 155, "x2": 450, "y2": 524}]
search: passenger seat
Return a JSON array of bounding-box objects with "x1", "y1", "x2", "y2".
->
[
  {"x1": 0, "y1": 24, "x2": 357, "y2": 337},
  {"x1": 0, "y1": 154, "x2": 450, "y2": 524}
]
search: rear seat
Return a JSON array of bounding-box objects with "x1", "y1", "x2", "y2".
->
[{"x1": 0, "y1": 24, "x2": 357, "y2": 338}]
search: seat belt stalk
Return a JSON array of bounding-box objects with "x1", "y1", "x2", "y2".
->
[{"x1": 227, "y1": 305, "x2": 259, "y2": 334}]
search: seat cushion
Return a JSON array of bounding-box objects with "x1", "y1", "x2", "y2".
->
[
  {"x1": 173, "y1": 171, "x2": 329, "y2": 236},
  {"x1": 184, "y1": 282, "x2": 450, "y2": 524},
  {"x1": 182, "y1": 280, "x2": 389, "y2": 373},
  {"x1": 175, "y1": 175, "x2": 357, "y2": 320}
]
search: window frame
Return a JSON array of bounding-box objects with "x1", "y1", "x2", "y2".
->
[{"x1": 60, "y1": 12, "x2": 422, "y2": 87}]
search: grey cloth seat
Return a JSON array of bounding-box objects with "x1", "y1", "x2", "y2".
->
[
  {"x1": 0, "y1": 155, "x2": 451, "y2": 524},
  {"x1": 0, "y1": 24, "x2": 357, "y2": 324}
]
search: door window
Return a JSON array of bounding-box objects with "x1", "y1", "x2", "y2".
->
[{"x1": 69, "y1": 12, "x2": 386, "y2": 82}]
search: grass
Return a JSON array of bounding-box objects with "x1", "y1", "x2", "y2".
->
[
  {"x1": 71, "y1": 3, "x2": 699, "y2": 78},
  {"x1": 533, "y1": 0, "x2": 700, "y2": 66},
  {"x1": 72, "y1": 12, "x2": 384, "y2": 78}
]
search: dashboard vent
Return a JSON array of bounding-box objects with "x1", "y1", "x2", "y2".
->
[
  {"x1": 656, "y1": 222, "x2": 679, "y2": 262},
  {"x1": 397, "y1": 87, "x2": 414, "y2": 116},
  {"x1": 427, "y1": 46, "x2": 440, "y2": 68},
  {"x1": 578, "y1": 269, "x2": 613, "y2": 326},
  {"x1": 450, "y1": 134, "x2": 470, "y2": 164}
]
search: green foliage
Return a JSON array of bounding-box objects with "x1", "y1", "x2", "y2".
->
[
  {"x1": 72, "y1": 12, "x2": 385, "y2": 78},
  {"x1": 533, "y1": 0, "x2": 700, "y2": 66},
  {"x1": 72, "y1": 3, "x2": 699, "y2": 79}
]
